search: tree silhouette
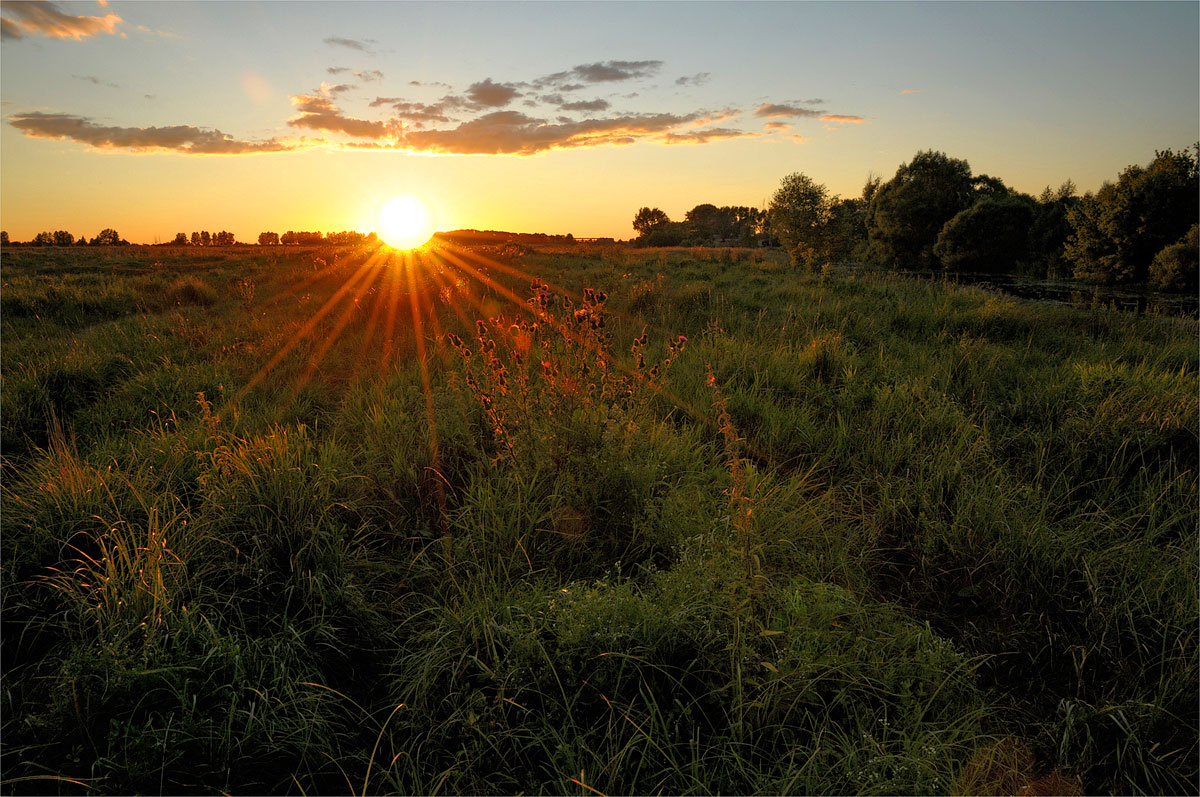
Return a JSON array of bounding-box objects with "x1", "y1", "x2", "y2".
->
[
  {"x1": 91, "y1": 228, "x2": 122, "y2": 246},
  {"x1": 172, "y1": 233, "x2": 188, "y2": 245},
  {"x1": 258, "y1": 232, "x2": 280, "y2": 245},
  {"x1": 53, "y1": 231, "x2": 74, "y2": 246}
]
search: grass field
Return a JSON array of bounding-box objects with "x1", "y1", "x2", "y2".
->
[{"x1": 2, "y1": 242, "x2": 1196, "y2": 795}]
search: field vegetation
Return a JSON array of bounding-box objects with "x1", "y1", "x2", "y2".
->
[{"x1": 1, "y1": 241, "x2": 1196, "y2": 794}]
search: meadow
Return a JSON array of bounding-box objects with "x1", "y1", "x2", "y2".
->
[{"x1": 1, "y1": 242, "x2": 1196, "y2": 795}]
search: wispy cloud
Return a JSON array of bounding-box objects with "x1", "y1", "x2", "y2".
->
[
  {"x1": 324, "y1": 36, "x2": 375, "y2": 52},
  {"x1": 8, "y1": 112, "x2": 298, "y2": 153},
  {"x1": 901, "y1": 89, "x2": 923, "y2": 95},
  {"x1": 1, "y1": 0, "x2": 122, "y2": 40},
  {"x1": 754, "y1": 103, "x2": 822, "y2": 119},
  {"x1": 820, "y1": 114, "x2": 866, "y2": 124},
  {"x1": 559, "y1": 98, "x2": 610, "y2": 113},
  {"x1": 535, "y1": 60, "x2": 663, "y2": 90},
  {"x1": 73, "y1": 74, "x2": 120, "y2": 89},
  {"x1": 763, "y1": 121, "x2": 792, "y2": 132},
  {"x1": 675, "y1": 72, "x2": 711, "y2": 87}
]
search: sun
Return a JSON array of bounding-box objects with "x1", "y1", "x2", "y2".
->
[{"x1": 375, "y1": 194, "x2": 437, "y2": 250}]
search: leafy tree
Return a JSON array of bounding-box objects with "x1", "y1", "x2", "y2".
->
[
  {"x1": 76, "y1": 234, "x2": 88, "y2": 246},
  {"x1": 684, "y1": 204, "x2": 724, "y2": 244},
  {"x1": 200, "y1": 230, "x2": 211, "y2": 246},
  {"x1": 1066, "y1": 148, "x2": 1199, "y2": 284},
  {"x1": 91, "y1": 228, "x2": 122, "y2": 246},
  {"x1": 32, "y1": 232, "x2": 54, "y2": 246},
  {"x1": 0, "y1": 231, "x2": 8, "y2": 247},
  {"x1": 769, "y1": 172, "x2": 834, "y2": 269},
  {"x1": 1027, "y1": 181, "x2": 1079, "y2": 278},
  {"x1": 1149, "y1": 224, "x2": 1198, "y2": 293},
  {"x1": 52, "y1": 230, "x2": 74, "y2": 246},
  {"x1": 632, "y1": 207, "x2": 671, "y2": 237},
  {"x1": 213, "y1": 231, "x2": 235, "y2": 246},
  {"x1": 258, "y1": 231, "x2": 280, "y2": 246},
  {"x1": 172, "y1": 233, "x2": 188, "y2": 245},
  {"x1": 191, "y1": 232, "x2": 200, "y2": 246},
  {"x1": 866, "y1": 150, "x2": 976, "y2": 270},
  {"x1": 933, "y1": 198, "x2": 1034, "y2": 274}
]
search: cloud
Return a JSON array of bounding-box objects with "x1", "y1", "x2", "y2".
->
[
  {"x1": 73, "y1": 74, "x2": 120, "y2": 89},
  {"x1": 289, "y1": 94, "x2": 394, "y2": 138},
  {"x1": 1, "y1": 1, "x2": 122, "y2": 40},
  {"x1": 328, "y1": 66, "x2": 351, "y2": 75},
  {"x1": 901, "y1": 89, "x2": 923, "y2": 95},
  {"x1": 409, "y1": 80, "x2": 451, "y2": 88},
  {"x1": 763, "y1": 121, "x2": 792, "y2": 132},
  {"x1": 754, "y1": 103, "x2": 822, "y2": 119},
  {"x1": 559, "y1": 98, "x2": 610, "y2": 113},
  {"x1": 536, "y1": 60, "x2": 662, "y2": 89},
  {"x1": 819, "y1": 114, "x2": 866, "y2": 124},
  {"x1": 8, "y1": 111, "x2": 297, "y2": 153},
  {"x1": 464, "y1": 78, "x2": 522, "y2": 108},
  {"x1": 324, "y1": 36, "x2": 375, "y2": 52},
  {"x1": 675, "y1": 72, "x2": 711, "y2": 87},
  {"x1": 393, "y1": 109, "x2": 734, "y2": 155},
  {"x1": 326, "y1": 83, "x2": 355, "y2": 95},
  {"x1": 368, "y1": 97, "x2": 453, "y2": 126},
  {"x1": 134, "y1": 23, "x2": 180, "y2": 39},
  {"x1": 662, "y1": 127, "x2": 757, "y2": 145},
  {"x1": 356, "y1": 69, "x2": 383, "y2": 82}
]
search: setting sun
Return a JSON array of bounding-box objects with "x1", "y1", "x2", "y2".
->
[{"x1": 375, "y1": 195, "x2": 436, "y2": 250}]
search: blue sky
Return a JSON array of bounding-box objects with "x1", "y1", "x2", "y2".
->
[{"x1": 2, "y1": 1, "x2": 1197, "y2": 241}]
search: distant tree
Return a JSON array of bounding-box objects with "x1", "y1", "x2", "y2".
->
[
  {"x1": 1149, "y1": 224, "x2": 1198, "y2": 293},
  {"x1": 200, "y1": 230, "x2": 211, "y2": 246},
  {"x1": 190, "y1": 232, "x2": 200, "y2": 246},
  {"x1": 258, "y1": 231, "x2": 280, "y2": 246},
  {"x1": 213, "y1": 230, "x2": 235, "y2": 246},
  {"x1": 769, "y1": 172, "x2": 835, "y2": 269},
  {"x1": 52, "y1": 230, "x2": 74, "y2": 246},
  {"x1": 0, "y1": 231, "x2": 8, "y2": 247},
  {"x1": 91, "y1": 228, "x2": 122, "y2": 246},
  {"x1": 1025, "y1": 181, "x2": 1079, "y2": 278},
  {"x1": 76, "y1": 234, "x2": 88, "y2": 246},
  {"x1": 1066, "y1": 148, "x2": 1199, "y2": 284},
  {"x1": 933, "y1": 198, "x2": 1034, "y2": 274},
  {"x1": 31, "y1": 231, "x2": 52, "y2": 246},
  {"x1": 172, "y1": 232, "x2": 188, "y2": 245},
  {"x1": 866, "y1": 150, "x2": 976, "y2": 270},
  {"x1": 565, "y1": 232, "x2": 574, "y2": 242},
  {"x1": 632, "y1": 207, "x2": 671, "y2": 238}
]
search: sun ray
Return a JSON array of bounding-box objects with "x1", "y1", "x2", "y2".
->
[{"x1": 403, "y1": 251, "x2": 448, "y2": 534}]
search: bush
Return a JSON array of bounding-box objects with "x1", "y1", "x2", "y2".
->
[{"x1": 1149, "y1": 224, "x2": 1198, "y2": 293}]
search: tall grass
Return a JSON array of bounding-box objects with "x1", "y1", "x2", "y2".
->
[{"x1": 1, "y1": 243, "x2": 1194, "y2": 793}]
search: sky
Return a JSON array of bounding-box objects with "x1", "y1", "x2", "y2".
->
[{"x1": 1, "y1": 0, "x2": 1197, "y2": 243}]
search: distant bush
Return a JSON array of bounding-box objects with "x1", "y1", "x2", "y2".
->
[{"x1": 1149, "y1": 224, "x2": 1198, "y2": 293}]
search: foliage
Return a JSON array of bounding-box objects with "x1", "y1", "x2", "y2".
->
[
  {"x1": 866, "y1": 150, "x2": 976, "y2": 270},
  {"x1": 632, "y1": 206, "x2": 670, "y2": 236},
  {"x1": 769, "y1": 172, "x2": 834, "y2": 269},
  {"x1": 1149, "y1": 223, "x2": 1198, "y2": 293},
  {"x1": 933, "y1": 197, "x2": 1034, "y2": 273},
  {"x1": 1027, "y1": 181, "x2": 1080, "y2": 278},
  {"x1": 90, "y1": 228, "x2": 125, "y2": 246},
  {"x1": 1066, "y1": 148, "x2": 1199, "y2": 284}
]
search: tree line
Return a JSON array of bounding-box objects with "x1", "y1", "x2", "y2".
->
[
  {"x1": 0, "y1": 229, "x2": 382, "y2": 247},
  {"x1": 2, "y1": 228, "x2": 128, "y2": 247},
  {"x1": 632, "y1": 146, "x2": 1198, "y2": 291}
]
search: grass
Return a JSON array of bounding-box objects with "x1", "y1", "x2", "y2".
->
[{"x1": 1, "y1": 242, "x2": 1195, "y2": 794}]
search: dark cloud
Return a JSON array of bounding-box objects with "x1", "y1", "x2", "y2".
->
[
  {"x1": 1, "y1": 1, "x2": 122, "y2": 40},
  {"x1": 289, "y1": 95, "x2": 394, "y2": 138},
  {"x1": 326, "y1": 83, "x2": 355, "y2": 95},
  {"x1": 73, "y1": 74, "x2": 120, "y2": 89},
  {"x1": 328, "y1": 66, "x2": 351, "y2": 75},
  {"x1": 8, "y1": 111, "x2": 296, "y2": 153},
  {"x1": 559, "y1": 99, "x2": 610, "y2": 113},
  {"x1": 754, "y1": 103, "x2": 822, "y2": 118},
  {"x1": 675, "y1": 72, "x2": 711, "y2": 87},
  {"x1": 465, "y1": 78, "x2": 522, "y2": 108},
  {"x1": 356, "y1": 69, "x2": 383, "y2": 82},
  {"x1": 368, "y1": 97, "x2": 452, "y2": 125},
  {"x1": 536, "y1": 60, "x2": 662, "y2": 89},
  {"x1": 324, "y1": 36, "x2": 375, "y2": 52}
]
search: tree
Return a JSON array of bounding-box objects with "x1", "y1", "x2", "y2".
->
[
  {"x1": 866, "y1": 150, "x2": 976, "y2": 270},
  {"x1": 191, "y1": 232, "x2": 201, "y2": 246},
  {"x1": 1149, "y1": 224, "x2": 1198, "y2": 293},
  {"x1": 1024, "y1": 181, "x2": 1080, "y2": 278},
  {"x1": 213, "y1": 230, "x2": 235, "y2": 246},
  {"x1": 1065, "y1": 148, "x2": 1199, "y2": 284},
  {"x1": 632, "y1": 207, "x2": 671, "y2": 237},
  {"x1": 933, "y1": 198, "x2": 1034, "y2": 274},
  {"x1": 76, "y1": 234, "x2": 88, "y2": 246},
  {"x1": 172, "y1": 232, "x2": 188, "y2": 245},
  {"x1": 91, "y1": 228, "x2": 122, "y2": 246},
  {"x1": 200, "y1": 230, "x2": 211, "y2": 246},
  {"x1": 258, "y1": 231, "x2": 280, "y2": 246},
  {"x1": 53, "y1": 230, "x2": 74, "y2": 246},
  {"x1": 769, "y1": 172, "x2": 834, "y2": 269},
  {"x1": 32, "y1": 231, "x2": 54, "y2": 246},
  {"x1": 0, "y1": 231, "x2": 8, "y2": 247}
]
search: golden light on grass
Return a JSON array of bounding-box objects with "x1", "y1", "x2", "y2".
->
[{"x1": 375, "y1": 194, "x2": 437, "y2": 250}]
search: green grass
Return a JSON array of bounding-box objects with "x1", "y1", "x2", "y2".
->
[{"x1": 1, "y1": 243, "x2": 1195, "y2": 794}]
